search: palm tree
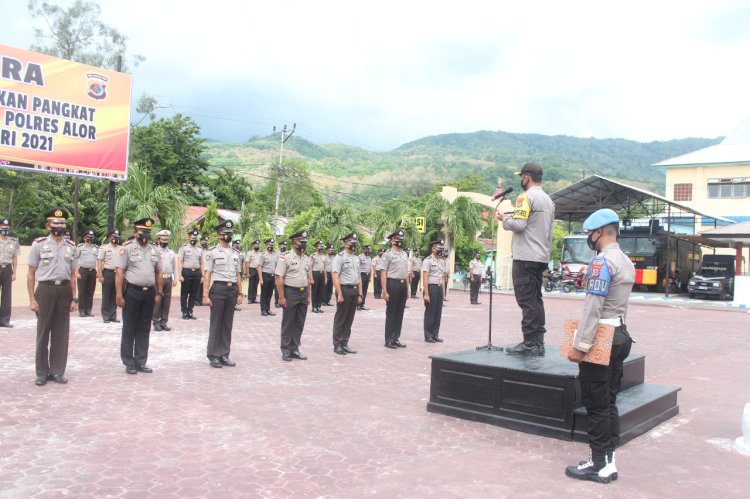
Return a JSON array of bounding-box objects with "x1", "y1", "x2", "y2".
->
[
  {"x1": 308, "y1": 205, "x2": 358, "y2": 246},
  {"x1": 425, "y1": 194, "x2": 482, "y2": 283},
  {"x1": 237, "y1": 200, "x2": 275, "y2": 249},
  {"x1": 112, "y1": 163, "x2": 188, "y2": 241}
]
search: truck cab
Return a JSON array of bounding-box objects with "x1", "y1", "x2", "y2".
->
[{"x1": 688, "y1": 255, "x2": 735, "y2": 300}]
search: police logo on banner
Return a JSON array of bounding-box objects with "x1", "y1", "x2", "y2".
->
[{"x1": 586, "y1": 257, "x2": 611, "y2": 296}]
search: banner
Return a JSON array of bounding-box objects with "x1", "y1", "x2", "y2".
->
[
  {"x1": 414, "y1": 216, "x2": 425, "y2": 233},
  {"x1": 0, "y1": 44, "x2": 132, "y2": 181}
]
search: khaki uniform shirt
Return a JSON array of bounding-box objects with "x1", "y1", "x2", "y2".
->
[
  {"x1": 410, "y1": 256, "x2": 422, "y2": 272},
  {"x1": 324, "y1": 254, "x2": 334, "y2": 273},
  {"x1": 28, "y1": 236, "x2": 78, "y2": 281},
  {"x1": 245, "y1": 249, "x2": 261, "y2": 269},
  {"x1": 259, "y1": 251, "x2": 278, "y2": 274},
  {"x1": 275, "y1": 250, "x2": 312, "y2": 288},
  {"x1": 469, "y1": 258, "x2": 483, "y2": 276},
  {"x1": 204, "y1": 245, "x2": 241, "y2": 282},
  {"x1": 573, "y1": 242, "x2": 635, "y2": 352},
  {"x1": 311, "y1": 252, "x2": 326, "y2": 272},
  {"x1": 372, "y1": 255, "x2": 382, "y2": 271},
  {"x1": 157, "y1": 246, "x2": 176, "y2": 277},
  {"x1": 333, "y1": 251, "x2": 361, "y2": 286},
  {"x1": 359, "y1": 254, "x2": 372, "y2": 273},
  {"x1": 421, "y1": 254, "x2": 446, "y2": 285},
  {"x1": 502, "y1": 185, "x2": 555, "y2": 263},
  {"x1": 177, "y1": 244, "x2": 203, "y2": 269},
  {"x1": 0, "y1": 237, "x2": 20, "y2": 265},
  {"x1": 116, "y1": 240, "x2": 160, "y2": 287},
  {"x1": 77, "y1": 242, "x2": 99, "y2": 269},
  {"x1": 97, "y1": 243, "x2": 120, "y2": 270},
  {"x1": 381, "y1": 248, "x2": 410, "y2": 280}
]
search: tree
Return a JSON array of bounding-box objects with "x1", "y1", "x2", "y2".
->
[
  {"x1": 29, "y1": 0, "x2": 143, "y2": 71},
  {"x1": 113, "y1": 164, "x2": 188, "y2": 242},
  {"x1": 201, "y1": 202, "x2": 219, "y2": 247},
  {"x1": 237, "y1": 200, "x2": 275, "y2": 250},
  {"x1": 255, "y1": 158, "x2": 324, "y2": 217},
  {"x1": 307, "y1": 205, "x2": 359, "y2": 247},
  {"x1": 425, "y1": 194, "x2": 482, "y2": 268},
  {"x1": 204, "y1": 168, "x2": 254, "y2": 211}
]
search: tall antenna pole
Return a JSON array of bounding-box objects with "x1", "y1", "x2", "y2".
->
[{"x1": 273, "y1": 123, "x2": 296, "y2": 217}]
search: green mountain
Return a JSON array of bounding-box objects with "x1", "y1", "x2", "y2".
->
[{"x1": 202, "y1": 130, "x2": 721, "y2": 204}]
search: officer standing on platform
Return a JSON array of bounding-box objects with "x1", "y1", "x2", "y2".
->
[
  {"x1": 203, "y1": 220, "x2": 242, "y2": 368},
  {"x1": 324, "y1": 244, "x2": 335, "y2": 306},
  {"x1": 0, "y1": 218, "x2": 20, "y2": 328},
  {"x1": 152, "y1": 230, "x2": 177, "y2": 332},
  {"x1": 116, "y1": 218, "x2": 163, "y2": 375},
  {"x1": 381, "y1": 230, "x2": 410, "y2": 349},
  {"x1": 276, "y1": 230, "x2": 313, "y2": 362},
  {"x1": 497, "y1": 162, "x2": 555, "y2": 356},
  {"x1": 27, "y1": 207, "x2": 78, "y2": 386},
  {"x1": 177, "y1": 230, "x2": 203, "y2": 320},
  {"x1": 565, "y1": 209, "x2": 635, "y2": 484},
  {"x1": 76, "y1": 230, "x2": 98, "y2": 317},
  {"x1": 372, "y1": 248, "x2": 384, "y2": 298},
  {"x1": 409, "y1": 249, "x2": 422, "y2": 299},
  {"x1": 245, "y1": 239, "x2": 261, "y2": 304},
  {"x1": 469, "y1": 251, "x2": 483, "y2": 305},
  {"x1": 422, "y1": 239, "x2": 447, "y2": 343},
  {"x1": 332, "y1": 232, "x2": 362, "y2": 355},
  {"x1": 357, "y1": 245, "x2": 372, "y2": 311},
  {"x1": 258, "y1": 238, "x2": 278, "y2": 316},
  {"x1": 97, "y1": 230, "x2": 121, "y2": 323},
  {"x1": 311, "y1": 241, "x2": 326, "y2": 313}
]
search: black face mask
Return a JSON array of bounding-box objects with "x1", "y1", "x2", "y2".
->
[
  {"x1": 364, "y1": 250, "x2": 370, "y2": 255},
  {"x1": 138, "y1": 232, "x2": 151, "y2": 243},
  {"x1": 160, "y1": 241, "x2": 169, "y2": 248},
  {"x1": 220, "y1": 233, "x2": 232, "y2": 242},
  {"x1": 587, "y1": 231, "x2": 600, "y2": 252},
  {"x1": 394, "y1": 239, "x2": 403, "y2": 248},
  {"x1": 84, "y1": 237, "x2": 93, "y2": 243},
  {"x1": 189, "y1": 240, "x2": 197, "y2": 246},
  {"x1": 50, "y1": 226, "x2": 66, "y2": 237},
  {"x1": 296, "y1": 242, "x2": 308, "y2": 251},
  {"x1": 267, "y1": 246, "x2": 274, "y2": 252},
  {"x1": 346, "y1": 242, "x2": 356, "y2": 251},
  {"x1": 111, "y1": 237, "x2": 120, "y2": 244},
  {"x1": 521, "y1": 176, "x2": 530, "y2": 191},
  {"x1": 253, "y1": 245, "x2": 259, "y2": 251}
]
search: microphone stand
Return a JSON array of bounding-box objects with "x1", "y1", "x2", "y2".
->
[{"x1": 476, "y1": 198, "x2": 506, "y2": 351}]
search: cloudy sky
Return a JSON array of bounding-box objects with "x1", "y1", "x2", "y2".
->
[{"x1": 5, "y1": 0, "x2": 750, "y2": 150}]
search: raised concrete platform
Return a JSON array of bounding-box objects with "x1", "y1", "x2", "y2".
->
[{"x1": 427, "y1": 349, "x2": 680, "y2": 442}]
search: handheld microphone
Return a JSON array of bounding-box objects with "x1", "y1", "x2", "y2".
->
[{"x1": 490, "y1": 187, "x2": 514, "y2": 201}]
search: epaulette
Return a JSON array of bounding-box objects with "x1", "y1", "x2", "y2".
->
[
  {"x1": 122, "y1": 240, "x2": 134, "y2": 247},
  {"x1": 232, "y1": 247, "x2": 241, "y2": 254},
  {"x1": 64, "y1": 239, "x2": 75, "y2": 246},
  {"x1": 338, "y1": 251, "x2": 345, "y2": 256},
  {"x1": 210, "y1": 245, "x2": 218, "y2": 250},
  {"x1": 34, "y1": 236, "x2": 47, "y2": 243}
]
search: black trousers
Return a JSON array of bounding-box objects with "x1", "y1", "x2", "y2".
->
[
  {"x1": 0, "y1": 264, "x2": 13, "y2": 325},
  {"x1": 34, "y1": 281, "x2": 71, "y2": 377},
  {"x1": 152, "y1": 278, "x2": 173, "y2": 326},
  {"x1": 360, "y1": 272, "x2": 370, "y2": 307},
  {"x1": 384, "y1": 278, "x2": 408, "y2": 344},
  {"x1": 101, "y1": 268, "x2": 118, "y2": 321},
  {"x1": 247, "y1": 268, "x2": 259, "y2": 302},
  {"x1": 260, "y1": 272, "x2": 275, "y2": 313},
  {"x1": 410, "y1": 271, "x2": 421, "y2": 297},
  {"x1": 470, "y1": 275, "x2": 481, "y2": 302},
  {"x1": 333, "y1": 284, "x2": 358, "y2": 347},
  {"x1": 423, "y1": 284, "x2": 444, "y2": 339},
  {"x1": 512, "y1": 260, "x2": 548, "y2": 345},
  {"x1": 579, "y1": 326, "x2": 633, "y2": 454},
  {"x1": 77, "y1": 267, "x2": 97, "y2": 314},
  {"x1": 312, "y1": 271, "x2": 325, "y2": 308},
  {"x1": 121, "y1": 284, "x2": 155, "y2": 369},
  {"x1": 180, "y1": 268, "x2": 201, "y2": 314},
  {"x1": 281, "y1": 286, "x2": 308, "y2": 355},
  {"x1": 324, "y1": 272, "x2": 333, "y2": 303},
  {"x1": 373, "y1": 270, "x2": 382, "y2": 297},
  {"x1": 207, "y1": 281, "x2": 238, "y2": 360}
]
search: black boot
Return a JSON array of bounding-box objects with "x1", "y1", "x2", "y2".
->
[
  {"x1": 565, "y1": 450, "x2": 610, "y2": 484},
  {"x1": 505, "y1": 341, "x2": 541, "y2": 356}
]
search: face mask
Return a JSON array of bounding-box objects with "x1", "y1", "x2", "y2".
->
[
  {"x1": 364, "y1": 250, "x2": 370, "y2": 255},
  {"x1": 0, "y1": 229, "x2": 9, "y2": 236},
  {"x1": 189, "y1": 239, "x2": 197, "y2": 246},
  {"x1": 111, "y1": 237, "x2": 120, "y2": 244},
  {"x1": 253, "y1": 245, "x2": 259, "y2": 251},
  {"x1": 84, "y1": 237, "x2": 93, "y2": 243},
  {"x1": 521, "y1": 175, "x2": 530, "y2": 191},
  {"x1": 347, "y1": 242, "x2": 357, "y2": 251},
  {"x1": 296, "y1": 241, "x2": 308, "y2": 251},
  {"x1": 159, "y1": 241, "x2": 169, "y2": 248},
  {"x1": 220, "y1": 233, "x2": 232, "y2": 242},
  {"x1": 138, "y1": 232, "x2": 151, "y2": 243},
  {"x1": 50, "y1": 226, "x2": 66, "y2": 237},
  {"x1": 587, "y1": 231, "x2": 600, "y2": 252},
  {"x1": 267, "y1": 245, "x2": 274, "y2": 251},
  {"x1": 394, "y1": 239, "x2": 403, "y2": 248}
]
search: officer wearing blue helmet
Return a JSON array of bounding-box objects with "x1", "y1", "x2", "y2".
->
[{"x1": 565, "y1": 208, "x2": 635, "y2": 484}]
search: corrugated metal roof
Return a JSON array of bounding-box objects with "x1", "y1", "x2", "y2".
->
[{"x1": 653, "y1": 115, "x2": 750, "y2": 167}]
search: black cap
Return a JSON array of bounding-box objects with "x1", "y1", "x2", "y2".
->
[
  {"x1": 430, "y1": 239, "x2": 445, "y2": 248},
  {"x1": 342, "y1": 232, "x2": 358, "y2": 242},
  {"x1": 315, "y1": 240, "x2": 324, "y2": 247},
  {"x1": 84, "y1": 230, "x2": 94, "y2": 237},
  {"x1": 214, "y1": 220, "x2": 233, "y2": 233},
  {"x1": 378, "y1": 248, "x2": 384, "y2": 253},
  {"x1": 45, "y1": 207, "x2": 69, "y2": 222},
  {"x1": 107, "y1": 229, "x2": 120, "y2": 238},
  {"x1": 515, "y1": 162, "x2": 543, "y2": 177},
  {"x1": 188, "y1": 229, "x2": 199, "y2": 238},
  {"x1": 0, "y1": 218, "x2": 10, "y2": 228},
  {"x1": 253, "y1": 239, "x2": 260, "y2": 245},
  {"x1": 387, "y1": 230, "x2": 404, "y2": 240},
  {"x1": 289, "y1": 230, "x2": 308, "y2": 241},
  {"x1": 363, "y1": 244, "x2": 371, "y2": 249},
  {"x1": 327, "y1": 244, "x2": 334, "y2": 250},
  {"x1": 200, "y1": 235, "x2": 208, "y2": 241},
  {"x1": 133, "y1": 218, "x2": 155, "y2": 230},
  {"x1": 265, "y1": 238, "x2": 275, "y2": 245}
]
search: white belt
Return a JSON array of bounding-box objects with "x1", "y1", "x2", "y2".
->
[{"x1": 599, "y1": 317, "x2": 622, "y2": 326}]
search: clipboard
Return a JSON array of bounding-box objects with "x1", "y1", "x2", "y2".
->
[{"x1": 560, "y1": 319, "x2": 615, "y2": 366}]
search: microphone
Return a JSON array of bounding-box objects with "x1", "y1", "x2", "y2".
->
[{"x1": 490, "y1": 187, "x2": 514, "y2": 201}]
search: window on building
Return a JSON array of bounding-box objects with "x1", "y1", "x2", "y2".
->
[
  {"x1": 707, "y1": 177, "x2": 750, "y2": 199},
  {"x1": 673, "y1": 183, "x2": 692, "y2": 201}
]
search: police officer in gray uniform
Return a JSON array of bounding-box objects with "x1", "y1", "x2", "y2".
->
[
  {"x1": 324, "y1": 245, "x2": 335, "y2": 306},
  {"x1": 332, "y1": 232, "x2": 362, "y2": 355},
  {"x1": 27, "y1": 207, "x2": 79, "y2": 386},
  {"x1": 76, "y1": 230, "x2": 98, "y2": 317},
  {"x1": 0, "y1": 218, "x2": 20, "y2": 328},
  {"x1": 97, "y1": 229, "x2": 121, "y2": 323},
  {"x1": 245, "y1": 239, "x2": 261, "y2": 304},
  {"x1": 116, "y1": 218, "x2": 164, "y2": 375},
  {"x1": 276, "y1": 230, "x2": 313, "y2": 361},
  {"x1": 498, "y1": 162, "x2": 555, "y2": 356},
  {"x1": 152, "y1": 230, "x2": 177, "y2": 331},
  {"x1": 203, "y1": 220, "x2": 242, "y2": 368},
  {"x1": 310, "y1": 241, "x2": 327, "y2": 313},
  {"x1": 381, "y1": 230, "x2": 411, "y2": 349},
  {"x1": 177, "y1": 230, "x2": 204, "y2": 320},
  {"x1": 357, "y1": 245, "x2": 372, "y2": 311},
  {"x1": 565, "y1": 209, "x2": 635, "y2": 484},
  {"x1": 422, "y1": 239, "x2": 447, "y2": 343},
  {"x1": 372, "y1": 248, "x2": 384, "y2": 298},
  {"x1": 410, "y1": 249, "x2": 422, "y2": 298},
  {"x1": 258, "y1": 238, "x2": 278, "y2": 316}
]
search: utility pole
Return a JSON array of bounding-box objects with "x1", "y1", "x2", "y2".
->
[{"x1": 273, "y1": 123, "x2": 296, "y2": 217}]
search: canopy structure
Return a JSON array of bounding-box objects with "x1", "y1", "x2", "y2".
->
[{"x1": 551, "y1": 175, "x2": 733, "y2": 227}]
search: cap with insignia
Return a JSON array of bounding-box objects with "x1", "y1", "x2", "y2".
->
[
  {"x1": 0, "y1": 219, "x2": 10, "y2": 229},
  {"x1": 515, "y1": 162, "x2": 543, "y2": 177},
  {"x1": 45, "y1": 207, "x2": 69, "y2": 222},
  {"x1": 200, "y1": 235, "x2": 208, "y2": 241},
  {"x1": 387, "y1": 230, "x2": 404, "y2": 240},
  {"x1": 84, "y1": 230, "x2": 95, "y2": 237},
  {"x1": 156, "y1": 229, "x2": 171, "y2": 237},
  {"x1": 326, "y1": 244, "x2": 334, "y2": 250},
  {"x1": 188, "y1": 230, "x2": 199, "y2": 239},
  {"x1": 430, "y1": 239, "x2": 445, "y2": 248},
  {"x1": 265, "y1": 238, "x2": 275, "y2": 245},
  {"x1": 289, "y1": 230, "x2": 308, "y2": 241},
  {"x1": 315, "y1": 240, "x2": 324, "y2": 247},
  {"x1": 133, "y1": 218, "x2": 155, "y2": 230},
  {"x1": 107, "y1": 229, "x2": 120, "y2": 238},
  {"x1": 253, "y1": 239, "x2": 260, "y2": 245},
  {"x1": 363, "y1": 244, "x2": 371, "y2": 249},
  {"x1": 214, "y1": 220, "x2": 233, "y2": 233},
  {"x1": 279, "y1": 241, "x2": 287, "y2": 247},
  {"x1": 342, "y1": 232, "x2": 358, "y2": 242}
]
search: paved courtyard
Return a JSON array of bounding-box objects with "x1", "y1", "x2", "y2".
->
[{"x1": 1, "y1": 288, "x2": 749, "y2": 498}]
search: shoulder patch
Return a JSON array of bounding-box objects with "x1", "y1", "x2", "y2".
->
[
  {"x1": 279, "y1": 254, "x2": 286, "y2": 261},
  {"x1": 512, "y1": 193, "x2": 530, "y2": 220},
  {"x1": 119, "y1": 248, "x2": 126, "y2": 256},
  {"x1": 586, "y1": 257, "x2": 611, "y2": 297}
]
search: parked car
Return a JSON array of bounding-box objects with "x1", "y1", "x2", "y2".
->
[{"x1": 688, "y1": 255, "x2": 735, "y2": 300}]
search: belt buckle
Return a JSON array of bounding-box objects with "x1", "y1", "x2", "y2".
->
[
  {"x1": 400, "y1": 279, "x2": 405, "y2": 283},
  {"x1": 54, "y1": 280, "x2": 62, "y2": 285},
  {"x1": 142, "y1": 286, "x2": 149, "y2": 291},
  {"x1": 227, "y1": 282, "x2": 233, "y2": 287},
  {"x1": 299, "y1": 287, "x2": 305, "y2": 292}
]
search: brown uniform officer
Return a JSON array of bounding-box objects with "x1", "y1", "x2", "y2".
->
[
  {"x1": 276, "y1": 230, "x2": 313, "y2": 362},
  {"x1": 381, "y1": 230, "x2": 411, "y2": 349},
  {"x1": 97, "y1": 230, "x2": 121, "y2": 323},
  {"x1": 332, "y1": 232, "x2": 362, "y2": 355},
  {"x1": 0, "y1": 218, "x2": 20, "y2": 328},
  {"x1": 152, "y1": 229, "x2": 177, "y2": 332},
  {"x1": 27, "y1": 207, "x2": 78, "y2": 386},
  {"x1": 76, "y1": 229, "x2": 99, "y2": 317}
]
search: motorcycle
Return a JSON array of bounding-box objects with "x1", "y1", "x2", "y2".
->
[
  {"x1": 543, "y1": 269, "x2": 564, "y2": 292},
  {"x1": 562, "y1": 266, "x2": 588, "y2": 293}
]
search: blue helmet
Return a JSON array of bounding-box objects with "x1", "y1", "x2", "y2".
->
[{"x1": 583, "y1": 209, "x2": 620, "y2": 231}]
